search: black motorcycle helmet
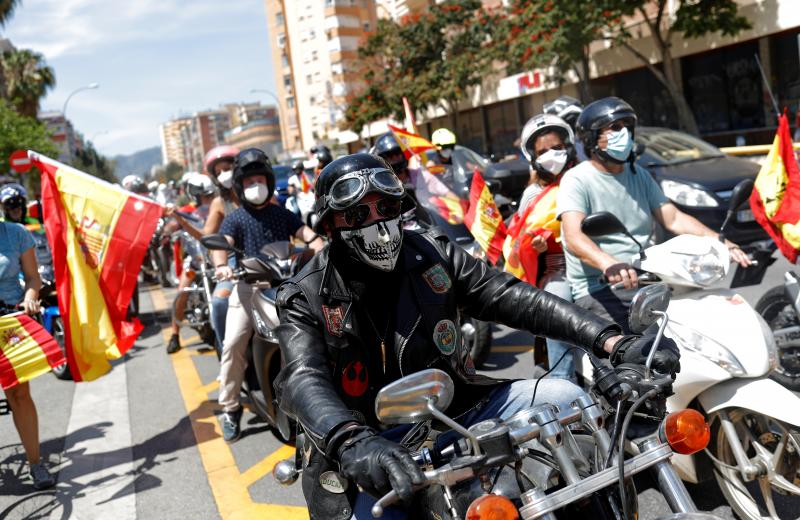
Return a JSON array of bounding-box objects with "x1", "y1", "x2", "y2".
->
[
  {"x1": 0, "y1": 183, "x2": 28, "y2": 223},
  {"x1": 311, "y1": 145, "x2": 333, "y2": 169},
  {"x1": 232, "y1": 148, "x2": 275, "y2": 209},
  {"x1": 291, "y1": 159, "x2": 304, "y2": 174},
  {"x1": 576, "y1": 96, "x2": 638, "y2": 164},
  {"x1": 543, "y1": 95, "x2": 584, "y2": 131},
  {"x1": 370, "y1": 132, "x2": 408, "y2": 176},
  {"x1": 313, "y1": 153, "x2": 414, "y2": 234}
]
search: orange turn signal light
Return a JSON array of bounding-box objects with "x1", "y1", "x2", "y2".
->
[
  {"x1": 661, "y1": 409, "x2": 711, "y2": 455},
  {"x1": 466, "y1": 493, "x2": 519, "y2": 520}
]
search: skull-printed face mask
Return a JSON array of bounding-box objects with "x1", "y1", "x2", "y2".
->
[{"x1": 339, "y1": 217, "x2": 403, "y2": 272}]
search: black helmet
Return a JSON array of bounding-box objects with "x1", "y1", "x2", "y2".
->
[
  {"x1": 313, "y1": 153, "x2": 413, "y2": 233},
  {"x1": 311, "y1": 145, "x2": 333, "y2": 169},
  {"x1": 370, "y1": 132, "x2": 408, "y2": 176},
  {"x1": 291, "y1": 159, "x2": 304, "y2": 173},
  {"x1": 0, "y1": 183, "x2": 28, "y2": 223},
  {"x1": 233, "y1": 148, "x2": 275, "y2": 209},
  {"x1": 576, "y1": 97, "x2": 637, "y2": 164},
  {"x1": 543, "y1": 95, "x2": 583, "y2": 130}
]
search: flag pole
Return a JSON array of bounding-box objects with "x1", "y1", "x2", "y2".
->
[{"x1": 754, "y1": 53, "x2": 780, "y2": 120}]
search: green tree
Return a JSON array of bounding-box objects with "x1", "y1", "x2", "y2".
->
[
  {"x1": 1, "y1": 48, "x2": 56, "y2": 117},
  {"x1": 0, "y1": 100, "x2": 59, "y2": 194},
  {"x1": 0, "y1": 0, "x2": 21, "y2": 26},
  {"x1": 606, "y1": 0, "x2": 750, "y2": 135},
  {"x1": 345, "y1": 0, "x2": 499, "y2": 133},
  {"x1": 73, "y1": 140, "x2": 116, "y2": 183},
  {"x1": 151, "y1": 160, "x2": 184, "y2": 183}
]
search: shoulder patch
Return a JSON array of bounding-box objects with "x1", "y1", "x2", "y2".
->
[{"x1": 422, "y1": 263, "x2": 452, "y2": 294}]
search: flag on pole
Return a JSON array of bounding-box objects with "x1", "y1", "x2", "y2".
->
[
  {"x1": 464, "y1": 169, "x2": 507, "y2": 264},
  {"x1": 502, "y1": 185, "x2": 561, "y2": 285},
  {"x1": 388, "y1": 124, "x2": 438, "y2": 160},
  {"x1": 402, "y1": 97, "x2": 420, "y2": 136},
  {"x1": 0, "y1": 313, "x2": 65, "y2": 390},
  {"x1": 31, "y1": 152, "x2": 163, "y2": 381},
  {"x1": 750, "y1": 114, "x2": 800, "y2": 262}
]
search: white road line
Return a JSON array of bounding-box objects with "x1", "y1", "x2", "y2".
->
[{"x1": 56, "y1": 362, "x2": 135, "y2": 519}]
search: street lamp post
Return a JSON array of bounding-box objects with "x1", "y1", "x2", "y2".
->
[
  {"x1": 62, "y1": 83, "x2": 99, "y2": 162},
  {"x1": 250, "y1": 88, "x2": 287, "y2": 159}
]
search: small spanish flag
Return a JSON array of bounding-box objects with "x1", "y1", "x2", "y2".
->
[
  {"x1": 388, "y1": 124, "x2": 437, "y2": 159},
  {"x1": 464, "y1": 169, "x2": 507, "y2": 265},
  {"x1": 0, "y1": 313, "x2": 65, "y2": 390}
]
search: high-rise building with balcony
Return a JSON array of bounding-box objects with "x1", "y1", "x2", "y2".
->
[
  {"x1": 159, "y1": 117, "x2": 191, "y2": 167},
  {"x1": 263, "y1": 0, "x2": 377, "y2": 153}
]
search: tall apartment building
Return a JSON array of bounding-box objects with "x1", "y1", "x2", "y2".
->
[
  {"x1": 39, "y1": 112, "x2": 79, "y2": 164},
  {"x1": 263, "y1": 0, "x2": 377, "y2": 153},
  {"x1": 159, "y1": 117, "x2": 191, "y2": 166}
]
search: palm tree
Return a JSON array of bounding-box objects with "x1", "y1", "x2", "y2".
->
[
  {"x1": 0, "y1": 0, "x2": 21, "y2": 27},
  {"x1": 1, "y1": 48, "x2": 55, "y2": 117}
]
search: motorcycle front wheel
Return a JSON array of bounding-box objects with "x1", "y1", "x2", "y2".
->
[
  {"x1": 710, "y1": 408, "x2": 800, "y2": 520},
  {"x1": 754, "y1": 286, "x2": 800, "y2": 391}
]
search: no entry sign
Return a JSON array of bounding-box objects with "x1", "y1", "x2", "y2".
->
[{"x1": 9, "y1": 150, "x2": 32, "y2": 174}]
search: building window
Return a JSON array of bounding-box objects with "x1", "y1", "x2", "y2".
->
[
  {"x1": 312, "y1": 50, "x2": 318, "y2": 61},
  {"x1": 363, "y1": 22, "x2": 370, "y2": 32},
  {"x1": 281, "y1": 54, "x2": 289, "y2": 68},
  {"x1": 306, "y1": 74, "x2": 313, "y2": 85},
  {"x1": 287, "y1": 97, "x2": 295, "y2": 109},
  {"x1": 310, "y1": 96, "x2": 316, "y2": 105},
  {"x1": 277, "y1": 33, "x2": 286, "y2": 49},
  {"x1": 283, "y1": 75, "x2": 292, "y2": 88},
  {"x1": 309, "y1": 30, "x2": 316, "y2": 40},
  {"x1": 275, "y1": 12, "x2": 284, "y2": 25}
]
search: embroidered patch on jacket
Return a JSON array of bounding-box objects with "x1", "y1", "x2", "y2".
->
[
  {"x1": 422, "y1": 263, "x2": 452, "y2": 294},
  {"x1": 433, "y1": 319, "x2": 457, "y2": 355},
  {"x1": 319, "y1": 471, "x2": 349, "y2": 494},
  {"x1": 341, "y1": 360, "x2": 368, "y2": 397},
  {"x1": 322, "y1": 305, "x2": 345, "y2": 337}
]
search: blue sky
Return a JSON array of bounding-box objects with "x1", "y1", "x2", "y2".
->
[{"x1": 4, "y1": 0, "x2": 278, "y2": 157}]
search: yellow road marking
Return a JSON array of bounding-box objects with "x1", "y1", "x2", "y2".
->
[
  {"x1": 149, "y1": 287, "x2": 308, "y2": 519},
  {"x1": 492, "y1": 345, "x2": 534, "y2": 353}
]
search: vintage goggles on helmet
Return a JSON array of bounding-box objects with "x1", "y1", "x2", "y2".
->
[{"x1": 328, "y1": 167, "x2": 404, "y2": 211}]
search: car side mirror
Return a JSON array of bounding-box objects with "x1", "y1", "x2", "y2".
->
[
  {"x1": 628, "y1": 283, "x2": 671, "y2": 334},
  {"x1": 375, "y1": 369, "x2": 454, "y2": 425}
]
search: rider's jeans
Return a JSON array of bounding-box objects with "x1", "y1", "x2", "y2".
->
[
  {"x1": 218, "y1": 281, "x2": 253, "y2": 413},
  {"x1": 351, "y1": 378, "x2": 588, "y2": 519},
  {"x1": 210, "y1": 279, "x2": 234, "y2": 354},
  {"x1": 540, "y1": 271, "x2": 576, "y2": 382}
]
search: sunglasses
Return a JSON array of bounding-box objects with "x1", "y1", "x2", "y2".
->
[{"x1": 341, "y1": 198, "x2": 402, "y2": 228}]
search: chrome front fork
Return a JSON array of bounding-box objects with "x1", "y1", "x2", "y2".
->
[{"x1": 639, "y1": 437, "x2": 698, "y2": 514}]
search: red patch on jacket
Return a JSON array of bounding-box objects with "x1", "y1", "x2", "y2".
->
[
  {"x1": 322, "y1": 305, "x2": 345, "y2": 337},
  {"x1": 342, "y1": 361, "x2": 368, "y2": 397}
]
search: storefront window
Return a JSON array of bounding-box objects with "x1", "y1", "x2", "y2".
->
[
  {"x1": 485, "y1": 100, "x2": 519, "y2": 158},
  {"x1": 456, "y1": 109, "x2": 485, "y2": 154},
  {"x1": 771, "y1": 30, "x2": 800, "y2": 115},
  {"x1": 614, "y1": 67, "x2": 677, "y2": 129}
]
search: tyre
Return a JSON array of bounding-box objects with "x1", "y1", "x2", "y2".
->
[
  {"x1": 463, "y1": 318, "x2": 492, "y2": 369},
  {"x1": 710, "y1": 408, "x2": 800, "y2": 519},
  {"x1": 51, "y1": 316, "x2": 72, "y2": 381},
  {"x1": 754, "y1": 285, "x2": 800, "y2": 391}
]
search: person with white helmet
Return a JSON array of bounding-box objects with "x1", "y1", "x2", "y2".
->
[
  {"x1": 429, "y1": 127, "x2": 457, "y2": 170},
  {"x1": 163, "y1": 173, "x2": 218, "y2": 354},
  {"x1": 514, "y1": 114, "x2": 579, "y2": 380},
  {"x1": 121, "y1": 174, "x2": 149, "y2": 195}
]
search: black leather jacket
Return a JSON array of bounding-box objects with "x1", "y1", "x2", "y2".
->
[{"x1": 274, "y1": 229, "x2": 620, "y2": 518}]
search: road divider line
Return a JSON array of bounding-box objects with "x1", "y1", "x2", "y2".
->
[{"x1": 155, "y1": 286, "x2": 308, "y2": 519}]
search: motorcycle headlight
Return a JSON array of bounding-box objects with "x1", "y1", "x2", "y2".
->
[
  {"x1": 660, "y1": 180, "x2": 719, "y2": 208},
  {"x1": 667, "y1": 320, "x2": 745, "y2": 376},
  {"x1": 680, "y1": 249, "x2": 726, "y2": 286}
]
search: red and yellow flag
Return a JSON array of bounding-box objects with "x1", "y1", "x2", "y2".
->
[
  {"x1": 464, "y1": 169, "x2": 507, "y2": 264},
  {"x1": 300, "y1": 172, "x2": 312, "y2": 193},
  {"x1": 503, "y1": 185, "x2": 561, "y2": 285},
  {"x1": 388, "y1": 124, "x2": 438, "y2": 160},
  {"x1": 32, "y1": 152, "x2": 163, "y2": 381},
  {"x1": 0, "y1": 313, "x2": 65, "y2": 390},
  {"x1": 750, "y1": 114, "x2": 800, "y2": 262}
]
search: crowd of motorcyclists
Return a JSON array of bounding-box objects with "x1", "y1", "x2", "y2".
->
[{"x1": 1, "y1": 93, "x2": 798, "y2": 520}]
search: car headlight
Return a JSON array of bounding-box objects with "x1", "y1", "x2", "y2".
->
[
  {"x1": 667, "y1": 320, "x2": 745, "y2": 376},
  {"x1": 660, "y1": 180, "x2": 719, "y2": 207}
]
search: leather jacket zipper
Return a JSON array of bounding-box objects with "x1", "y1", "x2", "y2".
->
[{"x1": 398, "y1": 315, "x2": 422, "y2": 377}]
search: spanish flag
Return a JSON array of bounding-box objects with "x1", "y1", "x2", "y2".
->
[
  {"x1": 503, "y1": 185, "x2": 561, "y2": 285},
  {"x1": 464, "y1": 169, "x2": 507, "y2": 264},
  {"x1": 300, "y1": 172, "x2": 312, "y2": 193},
  {"x1": 0, "y1": 313, "x2": 65, "y2": 390},
  {"x1": 31, "y1": 152, "x2": 163, "y2": 381},
  {"x1": 388, "y1": 124, "x2": 437, "y2": 160},
  {"x1": 750, "y1": 114, "x2": 800, "y2": 262}
]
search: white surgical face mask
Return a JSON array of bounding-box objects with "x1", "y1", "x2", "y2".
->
[
  {"x1": 535, "y1": 148, "x2": 569, "y2": 176},
  {"x1": 604, "y1": 127, "x2": 634, "y2": 162},
  {"x1": 339, "y1": 217, "x2": 403, "y2": 272},
  {"x1": 244, "y1": 182, "x2": 269, "y2": 205},
  {"x1": 217, "y1": 170, "x2": 233, "y2": 189}
]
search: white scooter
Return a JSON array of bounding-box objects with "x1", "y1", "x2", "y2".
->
[{"x1": 576, "y1": 181, "x2": 800, "y2": 520}]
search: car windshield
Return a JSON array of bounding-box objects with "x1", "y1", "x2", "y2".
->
[{"x1": 636, "y1": 128, "x2": 724, "y2": 166}]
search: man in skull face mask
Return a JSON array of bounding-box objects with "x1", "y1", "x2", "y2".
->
[
  {"x1": 212, "y1": 148, "x2": 324, "y2": 442},
  {"x1": 273, "y1": 153, "x2": 681, "y2": 519}
]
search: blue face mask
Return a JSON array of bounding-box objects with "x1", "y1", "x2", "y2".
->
[{"x1": 604, "y1": 126, "x2": 633, "y2": 162}]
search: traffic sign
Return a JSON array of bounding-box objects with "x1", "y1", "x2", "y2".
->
[{"x1": 9, "y1": 150, "x2": 32, "y2": 174}]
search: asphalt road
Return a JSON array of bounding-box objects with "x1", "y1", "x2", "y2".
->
[{"x1": 0, "y1": 253, "x2": 796, "y2": 519}]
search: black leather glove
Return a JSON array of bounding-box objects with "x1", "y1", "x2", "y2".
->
[
  {"x1": 337, "y1": 427, "x2": 425, "y2": 502},
  {"x1": 610, "y1": 334, "x2": 681, "y2": 375}
]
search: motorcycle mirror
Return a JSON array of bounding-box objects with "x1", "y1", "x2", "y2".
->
[
  {"x1": 634, "y1": 142, "x2": 646, "y2": 158},
  {"x1": 375, "y1": 369, "x2": 454, "y2": 425},
  {"x1": 200, "y1": 234, "x2": 241, "y2": 255},
  {"x1": 719, "y1": 179, "x2": 754, "y2": 242},
  {"x1": 582, "y1": 212, "x2": 646, "y2": 260},
  {"x1": 628, "y1": 283, "x2": 671, "y2": 334}
]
